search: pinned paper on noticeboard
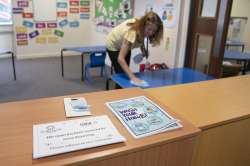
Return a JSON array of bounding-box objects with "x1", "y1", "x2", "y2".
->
[
  {"x1": 29, "y1": 30, "x2": 39, "y2": 39},
  {"x1": 41, "y1": 29, "x2": 52, "y2": 36},
  {"x1": 17, "y1": 40, "x2": 28, "y2": 46},
  {"x1": 17, "y1": 1, "x2": 29, "y2": 7},
  {"x1": 36, "y1": 37, "x2": 47, "y2": 44},
  {"x1": 16, "y1": 26, "x2": 27, "y2": 33},
  {"x1": 23, "y1": 20, "x2": 34, "y2": 28},
  {"x1": 16, "y1": 33, "x2": 28, "y2": 40},
  {"x1": 54, "y1": 29, "x2": 64, "y2": 37},
  {"x1": 48, "y1": 37, "x2": 59, "y2": 44}
]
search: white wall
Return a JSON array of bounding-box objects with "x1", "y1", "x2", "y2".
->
[
  {"x1": 231, "y1": 0, "x2": 250, "y2": 52},
  {"x1": 0, "y1": 25, "x2": 14, "y2": 57}
]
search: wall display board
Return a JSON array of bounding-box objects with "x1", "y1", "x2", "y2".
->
[
  {"x1": 95, "y1": 0, "x2": 134, "y2": 33},
  {"x1": 12, "y1": 0, "x2": 91, "y2": 47}
]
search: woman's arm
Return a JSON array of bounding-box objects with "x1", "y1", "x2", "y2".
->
[{"x1": 118, "y1": 39, "x2": 143, "y2": 83}]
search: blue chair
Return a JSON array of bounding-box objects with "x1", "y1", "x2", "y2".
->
[{"x1": 84, "y1": 52, "x2": 107, "y2": 81}]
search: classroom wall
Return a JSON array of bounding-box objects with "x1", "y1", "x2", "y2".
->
[
  {"x1": 0, "y1": 25, "x2": 13, "y2": 57},
  {"x1": 11, "y1": 0, "x2": 190, "y2": 71},
  {"x1": 231, "y1": 0, "x2": 250, "y2": 52}
]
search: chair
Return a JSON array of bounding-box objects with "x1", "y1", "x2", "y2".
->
[
  {"x1": 84, "y1": 52, "x2": 107, "y2": 81},
  {"x1": 221, "y1": 61, "x2": 242, "y2": 77}
]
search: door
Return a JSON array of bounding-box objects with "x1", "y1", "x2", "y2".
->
[{"x1": 185, "y1": 0, "x2": 233, "y2": 78}]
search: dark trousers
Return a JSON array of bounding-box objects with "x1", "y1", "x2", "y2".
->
[
  {"x1": 107, "y1": 49, "x2": 131, "y2": 74},
  {"x1": 107, "y1": 49, "x2": 131, "y2": 89}
]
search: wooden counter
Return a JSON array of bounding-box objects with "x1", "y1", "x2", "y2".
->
[
  {"x1": 0, "y1": 88, "x2": 199, "y2": 166},
  {"x1": 146, "y1": 75, "x2": 250, "y2": 166}
]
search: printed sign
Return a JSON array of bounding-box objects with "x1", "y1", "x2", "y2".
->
[
  {"x1": 17, "y1": 40, "x2": 28, "y2": 46},
  {"x1": 12, "y1": 8, "x2": 24, "y2": 14},
  {"x1": 17, "y1": 1, "x2": 29, "y2": 7},
  {"x1": 29, "y1": 30, "x2": 39, "y2": 39},
  {"x1": 54, "y1": 29, "x2": 64, "y2": 37},
  {"x1": 16, "y1": 26, "x2": 27, "y2": 33},
  {"x1": 59, "y1": 19, "x2": 68, "y2": 27},
  {"x1": 36, "y1": 23, "x2": 46, "y2": 28},
  {"x1": 47, "y1": 23, "x2": 57, "y2": 28},
  {"x1": 69, "y1": 21, "x2": 79, "y2": 28},
  {"x1": 80, "y1": 7, "x2": 89, "y2": 13},
  {"x1": 80, "y1": 0, "x2": 90, "y2": 6},
  {"x1": 41, "y1": 29, "x2": 52, "y2": 35},
  {"x1": 80, "y1": 13, "x2": 89, "y2": 19},
  {"x1": 57, "y1": 11, "x2": 67, "y2": 17},
  {"x1": 23, "y1": 20, "x2": 34, "y2": 28},
  {"x1": 48, "y1": 37, "x2": 59, "y2": 43},
  {"x1": 36, "y1": 37, "x2": 47, "y2": 44},
  {"x1": 106, "y1": 96, "x2": 182, "y2": 139},
  {"x1": 22, "y1": 12, "x2": 33, "y2": 18},
  {"x1": 16, "y1": 33, "x2": 28, "y2": 40},
  {"x1": 70, "y1": 0, "x2": 79, "y2": 6},
  {"x1": 70, "y1": 8, "x2": 79, "y2": 13},
  {"x1": 57, "y1": 2, "x2": 68, "y2": 8}
]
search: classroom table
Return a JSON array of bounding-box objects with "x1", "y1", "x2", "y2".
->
[
  {"x1": 224, "y1": 50, "x2": 250, "y2": 74},
  {"x1": 61, "y1": 46, "x2": 106, "y2": 81},
  {"x1": 146, "y1": 75, "x2": 250, "y2": 166},
  {"x1": 109, "y1": 67, "x2": 214, "y2": 89},
  {"x1": 0, "y1": 49, "x2": 16, "y2": 80},
  {"x1": 226, "y1": 40, "x2": 245, "y2": 52},
  {"x1": 0, "y1": 88, "x2": 200, "y2": 166}
]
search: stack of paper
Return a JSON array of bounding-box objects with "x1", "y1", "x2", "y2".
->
[
  {"x1": 33, "y1": 115, "x2": 125, "y2": 159},
  {"x1": 106, "y1": 96, "x2": 182, "y2": 139},
  {"x1": 64, "y1": 98, "x2": 91, "y2": 117}
]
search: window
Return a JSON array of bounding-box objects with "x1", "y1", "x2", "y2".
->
[{"x1": 0, "y1": 0, "x2": 12, "y2": 25}]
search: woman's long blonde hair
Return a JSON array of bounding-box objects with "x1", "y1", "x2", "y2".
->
[{"x1": 127, "y1": 11, "x2": 163, "y2": 46}]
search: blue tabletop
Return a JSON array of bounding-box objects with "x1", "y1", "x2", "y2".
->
[
  {"x1": 111, "y1": 68, "x2": 215, "y2": 89},
  {"x1": 224, "y1": 50, "x2": 250, "y2": 60},
  {"x1": 226, "y1": 40, "x2": 245, "y2": 46},
  {"x1": 63, "y1": 46, "x2": 106, "y2": 53}
]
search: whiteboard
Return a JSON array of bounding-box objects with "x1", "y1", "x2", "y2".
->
[{"x1": 33, "y1": 0, "x2": 57, "y2": 22}]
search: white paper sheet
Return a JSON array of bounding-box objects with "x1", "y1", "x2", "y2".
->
[{"x1": 33, "y1": 115, "x2": 126, "y2": 159}]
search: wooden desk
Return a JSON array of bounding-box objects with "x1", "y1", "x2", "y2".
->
[
  {"x1": 0, "y1": 88, "x2": 199, "y2": 166},
  {"x1": 146, "y1": 75, "x2": 250, "y2": 166}
]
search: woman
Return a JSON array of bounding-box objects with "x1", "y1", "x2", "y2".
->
[{"x1": 106, "y1": 11, "x2": 163, "y2": 85}]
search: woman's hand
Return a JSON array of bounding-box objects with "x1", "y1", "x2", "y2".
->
[{"x1": 131, "y1": 77, "x2": 144, "y2": 84}]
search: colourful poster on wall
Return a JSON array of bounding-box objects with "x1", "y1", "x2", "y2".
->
[
  {"x1": 12, "y1": 7, "x2": 23, "y2": 14},
  {"x1": 57, "y1": 11, "x2": 67, "y2": 17},
  {"x1": 54, "y1": 29, "x2": 64, "y2": 37},
  {"x1": 47, "y1": 23, "x2": 57, "y2": 28},
  {"x1": 69, "y1": 21, "x2": 79, "y2": 28},
  {"x1": 80, "y1": 7, "x2": 89, "y2": 13},
  {"x1": 48, "y1": 37, "x2": 59, "y2": 43},
  {"x1": 59, "y1": 19, "x2": 68, "y2": 27},
  {"x1": 16, "y1": 26, "x2": 27, "y2": 33},
  {"x1": 57, "y1": 2, "x2": 68, "y2": 8},
  {"x1": 70, "y1": 0, "x2": 79, "y2": 6},
  {"x1": 143, "y1": 0, "x2": 180, "y2": 29},
  {"x1": 22, "y1": 12, "x2": 33, "y2": 19},
  {"x1": 80, "y1": 0, "x2": 90, "y2": 6},
  {"x1": 95, "y1": 0, "x2": 133, "y2": 33},
  {"x1": 41, "y1": 29, "x2": 52, "y2": 35},
  {"x1": 17, "y1": 1, "x2": 29, "y2": 7},
  {"x1": 29, "y1": 30, "x2": 39, "y2": 39},
  {"x1": 70, "y1": 8, "x2": 79, "y2": 13},
  {"x1": 16, "y1": 33, "x2": 28, "y2": 40},
  {"x1": 17, "y1": 40, "x2": 28, "y2": 46},
  {"x1": 36, "y1": 23, "x2": 46, "y2": 28},
  {"x1": 36, "y1": 37, "x2": 47, "y2": 44},
  {"x1": 23, "y1": 20, "x2": 34, "y2": 28},
  {"x1": 80, "y1": 13, "x2": 89, "y2": 19}
]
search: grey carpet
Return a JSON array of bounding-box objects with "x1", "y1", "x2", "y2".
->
[{"x1": 0, "y1": 56, "x2": 112, "y2": 103}]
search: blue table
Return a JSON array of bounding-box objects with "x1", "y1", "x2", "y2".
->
[
  {"x1": 224, "y1": 50, "x2": 250, "y2": 75},
  {"x1": 109, "y1": 68, "x2": 214, "y2": 89},
  {"x1": 226, "y1": 40, "x2": 245, "y2": 52},
  {"x1": 61, "y1": 46, "x2": 106, "y2": 80},
  {"x1": 0, "y1": 49, "x2": 16, "y2": 80}
]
